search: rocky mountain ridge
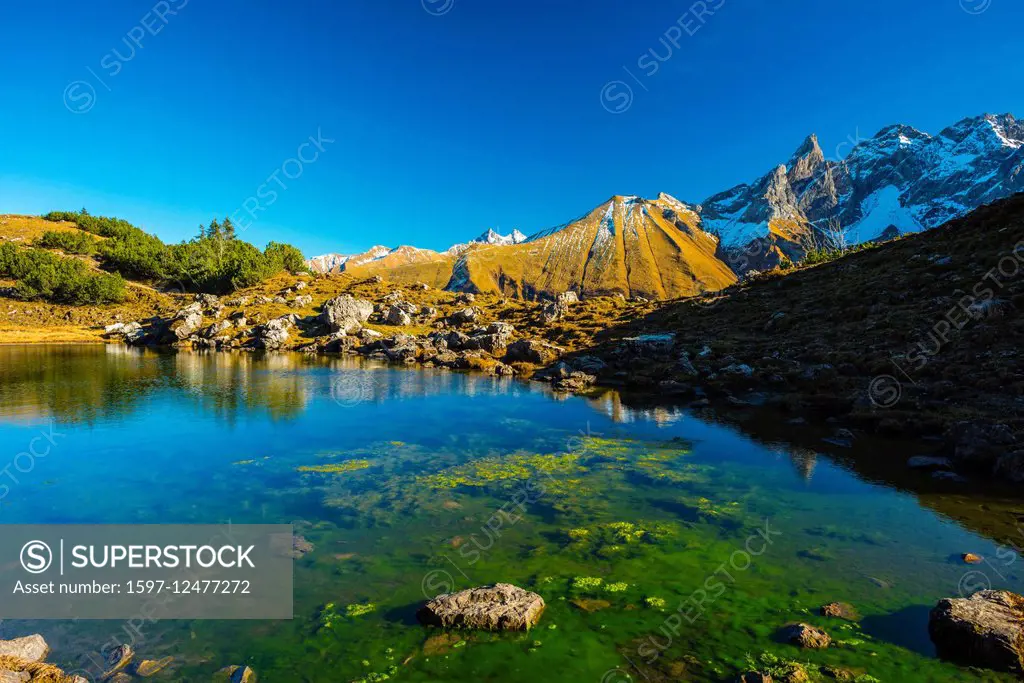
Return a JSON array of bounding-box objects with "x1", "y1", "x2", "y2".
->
[{"x1": 307, "y1": 112, "x2": 1022, "y2": 299}]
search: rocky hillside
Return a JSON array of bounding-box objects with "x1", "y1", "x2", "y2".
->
[
  {"x1": 308, "y1": 112, "x2": 1023, "y2": 298},
  {"x1": 577, "y1": 192, "x2": 1024, "y2": 482}
]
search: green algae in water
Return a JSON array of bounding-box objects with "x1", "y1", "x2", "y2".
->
[
  {"x1": 296, "y1": 459, "x2": 371, "y2": 474},
  {"x1": 4, "y1": 349, "x2": 1022, "y2": 683}
]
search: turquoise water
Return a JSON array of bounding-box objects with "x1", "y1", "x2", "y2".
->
[{"x1": 0, "y1": 344, "x2": 1021, "y2": 682}]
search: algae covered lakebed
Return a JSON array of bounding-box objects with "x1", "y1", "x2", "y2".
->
[{"x1": 0, "y1": 345, "x2": 1021, "y2": 682}]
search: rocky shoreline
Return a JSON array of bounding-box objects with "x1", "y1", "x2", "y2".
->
[
  {"x1": 98, "y1": 269, "x2": 1021, "y2": 487},
  {"x1": 10, "y1": 579, "x2": 1023, "y2": 681}
]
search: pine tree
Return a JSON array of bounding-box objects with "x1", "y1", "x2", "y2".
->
[
  {"x1": 208, "y1": 219, "x2": 221, "y2": 241},
  {"x1": 222, "y1": 217, "x2": 236, "y2": 241},
  {"x1": 197, "y1": 223, "x2": 207, "y2": 240}
]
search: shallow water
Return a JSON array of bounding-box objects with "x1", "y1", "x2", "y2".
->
[{"x1": 0, "y1": 344, "x2": 1022, "y2": 682}]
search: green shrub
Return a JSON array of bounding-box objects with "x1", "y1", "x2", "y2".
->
[
  {"x1": 34, "y1": 230, "x2": 97, "y2": 255},
  {"x1": 0, "y1": 242, "x2": 126, "y2": 304},
  {"x1": 42, "y1": 211, "x2": 307, "y2": 294}
]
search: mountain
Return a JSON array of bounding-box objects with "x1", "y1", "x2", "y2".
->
[
  {"x1": 307, "y1": 112, "x2": 1022, "y2": 299},
  {"x1": 703, "y1": 113, "x2": 1023, "y2": 268},
  {"x1": 471, "y1": 228, "x2": 528, "y2": 246},
  {"x1": 445, "y1": 194, "x2": 735, "y2": 298}
]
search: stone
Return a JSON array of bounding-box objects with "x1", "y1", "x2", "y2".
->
[
  {"x1": 556, "y1": 290, "x2": 579, "y2": 305},
  {"x1": 540, "y1": 300, "x2": 569, "y2": 323},
  {"x1": 291, "y1": 295, "x2": 313, "y2": 307},
  {"x1": 0, "y1": 635, "x2": 48, "y2": 663},
  {"x1": 132, "y1": 657, "x2": 173, "y2": 677},
  {"x1": 291, "y1": 535, "x2": 314, "y2": 559},
  {"x1": 929, "y1": 590, "x2": 1024, "y2": 673},
  {"x1": 216, "y1": 665, "x2": 257, "y2": 682},
  {"x1": 0, "y1": 672, "x2": 30, "y2": 683},
  {"x1": 453, "y1": 292, "x2": 475, "y2": 304},
  {"x1": 737, "y1": 674, "x2": 772, "y2": 683},
  {"x1": 820, "y1": 602, "x2": 858, "y2": 621},
  {"x1": 907, "y1": 456, "x2": 953, "y2": 470},
  {"x1": 168, "y1": 304, "x2": 203, "y2": 340},
  {"x1": 963, "y1": 553, "x2": 984, "y2": 564},
  {"x1": 254, "y1": 317, "x2": 291, "y2": 350},
  {"x1": 448, "y1": 307, "x2": 480, "y2": 325},
  {"x1": 780, "y1": 623, "x2": 831, "y2": 649},
  {"x1": 103, "y1": 322, "x2": 126, "y2": 335},
  {"x1": 320, "y1": 295, "x2": 374, "y2": 333},
  {"x1": 721, "y1": 363, "x2": 754, "y2": 377},
  {"x1": 504, "y1": 340, "x2": 562, "y2": 365},
  {"x1": 946, "y1": 421, "x2": 1017, "y2": 471},
  {"x1": 385, "y1": 306, "x2": 412, "y2": 326},
  {"x1": 101, "y1": 644, "x2": 134, "y2": 678},
  {"x1": 418, "y1": 583, "x2": 545, "y2": 631}
]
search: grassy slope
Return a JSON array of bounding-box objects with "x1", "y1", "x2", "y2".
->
[
  {"x1": 0, "y1": 216, "x2": 175, "y2": 343},
  {"x1": 351, "y1": 196, "x2": 738, "y2": 300}
]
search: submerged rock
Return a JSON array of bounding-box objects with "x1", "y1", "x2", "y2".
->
[
  {"x1": 929, "y1": 590, "x2": 1024, "y2": 673},
  {"x1": 0, "y1": 635, "x2": 48, "y2": 663},
  {"x1": 820, "y1": 602, "x2": 858, "y2": 621},
  {"x1": 102, "y1": 643, "x2": 134, "y2": 678},
  {"x1": 216, "y1": 665, "x2": 257, "y2": 682},
  {"x1": 780, "y1": 623, "x2": 831, "y2": 649},
  {"x1": 418, "y1": 583, "x2": 545, "y2": 631},
  {"x1": 132, "y1": 657, "x2": 173, "y2": 677}
]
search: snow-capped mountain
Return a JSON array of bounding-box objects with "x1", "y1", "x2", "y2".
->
[
  {"x1": 309, "y1": 113, "x2": 1022, "y2": 295},
  {"x1": 702, "y1": 113, "x2": 1023, "y2": 267}
]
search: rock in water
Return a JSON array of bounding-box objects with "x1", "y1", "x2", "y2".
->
[
  {"x1": 780, "y1": 623, "x2": 831, "y2": 649},
  {"x1": 929, "y1": 590, "x2": 1024, "y2": 673},
  {"x1": 418, "y1": 583, "x2": 545, "y2": 631},
  {"x1": 820, "y1": 602, "x2": 858, "y2": 621},
  {"x1": 0, "y1": 635, "x2": 48, "y2": 663}
]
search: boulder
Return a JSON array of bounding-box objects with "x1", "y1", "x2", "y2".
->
[
  {"x1": 780, "y1": 623, "x2": 831, "y2": 649},
  {"x1": 540, "y1": 300, "x2": 569, "y2": 323},
  {"x1": 101, "y1": 644, "x2": 134, "y2": 679},
  {"x1": 0, "y1": 635, "x2": 48, "y2": 663},
  {"x1": 418, "y1": 583, "x2": 545, "y2": 631},
  {"x1": 929, "y1": 590, "x2": 1024, "y2": 673},
  {"x1": 0, "y1": 672, "x2": 30, "y2": 683},
  {"x1": 820, "y1": 602, "x2": 858, "y2": 621},
  {"x1": 945, "y1": 421, "x2": 1016, "y2": 471},
  {"x1": 385, "y1": 305, "x2": 413, "y2": 326},
  {"x1": 448, "y1": 307, "x2": 480, "y2": 325},
  {"x1": 291, "y1": 295, "x2": 313, "y2": 307},
  {"x1": 254, "y1": 317, "x2": 291, "y2": 350},
  {"x1": 216, "y1": 665, "x2": 257, "y2": 683},
  {"x1": 504, "y1": 340, "x2": 562, "y2": 365},
  {"x1": 556, "y1": 290, "x2": 579, "y2": 305},
  {"x1": 320, "y1": 296, "x2": 374, "y2": 333},
  {"x1": 194, "y1": 293, "x2": 219, "y2": 309},
  {"x1": 168, "y1": 303, "x2": 204, "y2": 340},
  {"x1": 204, "y1": 320, "x2": 234, "y2": 339},
  {"x1": 132, "y1": 657, "x2": 173, "y2": 677},
  {"x1": 123, "y1": 322, "x2": 146, "y2": 345}
]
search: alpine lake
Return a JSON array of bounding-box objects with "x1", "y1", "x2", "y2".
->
[{"x1": 1, "y1": 344, "x2": 1023, "y2": 682}]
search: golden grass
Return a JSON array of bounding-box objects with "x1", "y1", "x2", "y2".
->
[
  {"x1": 0, "y1": 215, "x2": 92, "y2": 243},
  {"x1": 0, "y1": 324, "x2": 106, "y2": 344}
]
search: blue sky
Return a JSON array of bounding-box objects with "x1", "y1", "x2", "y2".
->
[{"x1": 1, "y1": 0, "x2": 1021, "y2": 257}]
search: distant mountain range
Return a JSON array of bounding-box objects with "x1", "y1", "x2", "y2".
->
[{"x1": 308, "y1": 113, "x2": 1023, "y2": 299}]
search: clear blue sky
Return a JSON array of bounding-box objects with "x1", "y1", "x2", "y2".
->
[{"x1": 1, "y1": 0, "x2": 1021, "y2": 257}]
